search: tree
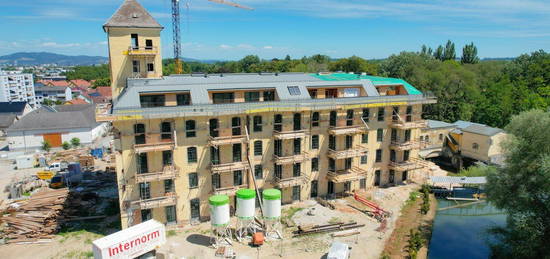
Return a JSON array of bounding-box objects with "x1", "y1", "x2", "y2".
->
[
  {"x1": 434, "y1": 45, "x2": 444, "y2": 60},
  {"x1": 62, "y1": 141, "x2": 71, "y2": 150},
  {"x1": 284, "y1": 55, "x2": 291, "y2": 61},
  {"x1": 92, "y1": 78, "x2": 111, "y2": 88},
  {"x1": 70, "y1": 137, "x2": 81, "y2": 148},
  {"x1": 486, "y1": 110, "x2": 550, "y2": 258},
  {"x1": 443, "y1": 40, "x2": 456, "y2": 61},
  {"x1": 239, "y1": 55, "x2": 261, "y2": 73},
  {"x1": 42, "y1": 141, "x2": 51, "y2": 152},
  {"x1": 461, "y1": 42, "x2": 479, "y2": 64}
]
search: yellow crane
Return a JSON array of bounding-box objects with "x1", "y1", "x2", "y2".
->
[{"x1": 171, "y1": 0, "x2": 253, "y2": 74}]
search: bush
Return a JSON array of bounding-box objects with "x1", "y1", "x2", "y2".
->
[
  {"x1": 408, "y1": 229, "x2": 424, "y2": 258},
  {"x1": 70, "y1": 137, "x2": 81, "y2": 148},
  {"x1": 62, "y1": 141, "x2": 71, "y2": 150},
  {"x1": 42, "y1": 141, "x2": 51, "y2": 152}
]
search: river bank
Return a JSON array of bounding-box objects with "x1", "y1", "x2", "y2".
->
[{"x1": 381, "y1": 190, "x2": 437, "y2": 258}]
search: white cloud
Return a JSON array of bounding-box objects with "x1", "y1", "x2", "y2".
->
[
  {"x1": 263, "y1": 46, "x2": 273, "y2": 49},
  {"x1": 219, "y1": 44, "x2": 232, "y2": 49}
]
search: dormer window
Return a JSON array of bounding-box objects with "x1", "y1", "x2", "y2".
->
[{"x1": 287, "y1": 86, "x2": 301, "y2": 95}]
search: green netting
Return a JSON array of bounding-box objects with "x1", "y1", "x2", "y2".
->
[{"x1": 310, "y1": 73, "x2": 422, "y2": 95}]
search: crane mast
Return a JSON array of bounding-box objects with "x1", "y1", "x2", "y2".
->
[
  {"x1": 171, "y1": 0, "x2": 252, "y2": 75},
  {"x1": 172, "y1": 0, "x2": 182, "y2": 74}
]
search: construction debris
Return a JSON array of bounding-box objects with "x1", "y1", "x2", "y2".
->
[
  {"x1": 332, "y1": 229, "x2": 361, "y2": 237},
  {"x1": 316, "y1": 197, "x2": 335, "y2": 210},
  {"x1": 353, "y1": 192, "x2": 391, "y2": 222},
  {"x1": 1, "y1": 188, "x2": 70, "y2": 243},
  {"x1": 293, "y1": 221, "x2": 365, "y2": 237}
]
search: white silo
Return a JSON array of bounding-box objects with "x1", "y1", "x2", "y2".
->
[
  {"x1": 262, "y1": 189, "x2": 282, "y2": 239},
  {"x1": 209, "y1": 195, "x2": 231, "y2": 247},
  {"x1": 235, "y1": 189, "x2": 259, "y2": 241}
]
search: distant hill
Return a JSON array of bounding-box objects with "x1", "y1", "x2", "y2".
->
[{"x1": 0, "y1": 52, "x2": 109, "y2": 66}]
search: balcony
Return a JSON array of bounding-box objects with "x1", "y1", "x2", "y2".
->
[
  {"x1": 390, "y1": 140, "x2": 421, "y2": 151},
  {"x1": 273, "y1": 152, "x2": 309, "y2": 165},
  {"x1": 130, "y1": 193, "x2": 177, "y2": 210},
  {"x1": 210, "y1": 161, "x2": 250, "y2": 174},
  {"x1": 212, "y1": 184, "x2": 247, "y2": 196},
  {"x1": 273, "y1": 126, "x2": 308, "y2": 140},
  {"x1": 96, "y1": 103, "x2": 115, "y2": 122},
  {"x1": 208, "y1": 127, "x2": 248, "y2": 146},
  {"x1": 135, "y1": 165, "x2": 179, "y2": 183},
  {"x1": 327, "y1": 146, "x2": 368, "y2": 160},
  {"x1": 127, "y1": 46, "x2": 159, "y2": 56},
  {"x1": 327, "y1": 167, "x2": 367, "y2": 183},
  {"x1": 272, "y1": 175, "x2": 307, "y2": 188},
  {"x1": 133, "y1": 133, "x2": 175, "y2": 153},
  {"x1": 390, "y1": 119, "x2": 428, "y2": 129},
  {"x1": 328, "y1": 119, "x2": 367, "y2": 135},
  {"x1": 389, "y1": 160, "x2": 423, "y2": 171}
]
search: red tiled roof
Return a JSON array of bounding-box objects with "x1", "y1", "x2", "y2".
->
[
  {"x1": 70, "y1": 79, "x2": 92, "y2": 88},
  {"x1": 38, "y1": 80, "x2": 71, "y2": 87},
  {"x1": 65, "y1": 98, "x2": 89, "y2": 105},
  {"x1": 95, "y1": 87, "x2": 112, "y2": 98}
]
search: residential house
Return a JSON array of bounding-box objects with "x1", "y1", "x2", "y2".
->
[
  {"x1": 0, "y1": 71, "x2": 37, "y2": 108},
  {"x1": 35, "y1": 86, "x2": 73, "y2": 103},
  {"x1": 0, "y1": 101, "x2": 33, "y2": 136}
]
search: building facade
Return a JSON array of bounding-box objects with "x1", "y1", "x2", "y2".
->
[
  {"x1": 0, "y1": 71, "x2": 37, "y2": 108},
  {"x1": 100, "y1": 0, "x2": 436, "y2": 229},
  {"x1": 34, "y1": 86, "x2": 73, "y2": 103}
]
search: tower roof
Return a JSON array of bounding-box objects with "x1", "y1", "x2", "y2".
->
[{"x1": 103, "y1": 0, "x2": 163, "y2": 30}]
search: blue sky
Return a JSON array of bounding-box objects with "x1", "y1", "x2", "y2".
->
[{"x1": 0, "y1": 0, "x2": 549, "y2": 60}]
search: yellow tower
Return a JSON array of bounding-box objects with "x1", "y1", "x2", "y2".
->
[{"x1": 103, "y1": 0, "x2": 164, "y2": 99}]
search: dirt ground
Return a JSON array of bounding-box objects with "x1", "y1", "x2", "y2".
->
[
  {"x1": 381, "y1": 192, "x2": 438, "y2": 259},
  {"x1": 0, "y1": 184, "x2": 418, "y2": 259}
]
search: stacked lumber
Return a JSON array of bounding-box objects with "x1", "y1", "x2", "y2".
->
[{"x1": 1, "y1": 188, "x2": 69, "y2": 243}]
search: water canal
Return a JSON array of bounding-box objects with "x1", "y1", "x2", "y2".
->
[{"x1": 428, "y1": 199, "x2": 507, "y2": 259}]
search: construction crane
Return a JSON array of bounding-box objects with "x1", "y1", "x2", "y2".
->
[{"x1": 171, "y1": 0, "x2": 253, "y2": 74}]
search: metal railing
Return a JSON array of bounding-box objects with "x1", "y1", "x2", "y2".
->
[
  {"x1": 273, "y1": 151, "x2": 309, "y2": 165},
  {"x1": 130, "y1": 193, "x2": 177, "y2": 210},
  {"x1": 127, "y1": 46, "x2": 159, "y2": 55},
  {"x1": 327, "y1": 146, "x2": 368, "y2": 159},
  {"x1": 135, "y1": 165, "x2": 179, "y2": 183},
  {"x1": 210, "y1": 161, "x2": 249, "y2": 173},
  {"x1": 327, "y1": 167, "x2": 367, "y2": 183}
]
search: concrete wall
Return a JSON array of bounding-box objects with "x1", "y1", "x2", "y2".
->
[
  {"x1": 114, "y1": 103, "x2": 426, "y2": 228},
  {"x1": 461, "y1": 131, "x2": 507, "y2": 162}
]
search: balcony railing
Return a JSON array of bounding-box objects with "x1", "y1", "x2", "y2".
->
[
  {"x1": 127, "y1": 46, "x2": 159, "y2": 56},
  {"x1": 273, "y1": 128, "x2": 308, "y2": 140},
  {"x1": 212, "y1": 184, "x2": 247, "y2": 196},
  {"x1": 389, "y1": 160, "x2": 423, "y2": 171},
  {"x1": 327, "y1": 146, "x2": 368, "y2": 159},
  {"x1": 390, "y1": 119, "x2": 428, "y2": 129},
  {"x1": 273, "y1": 151, "x2": 309, "y2": 165},
  {"x1": 272, "y1": 175, "x2": 307, "y2": 188},
  {"x1": 210, "y1": 161, "x2": 250, "y2": 174},
  {"x1": 135, "y1": 165, "x2": 179, "y2": 183},
  {"x1": 390, "y1": 140, "x2": 421, "y2": 151},
  {"x1": 133, "y1": 132, "x2": 175, "y2": 153},
  {"x1": 328, "y1": 119, "x2": 367, "y2": 135},
  {"x1": 130, "y1": 193, "x2": 177, "y2": 210},
  {"x1": 327, "y1": 167, "x2": 367, "y2": 183},
  {"x1": 208, "y1": 127, "x2": 249, "y2": 146},
  {"x1": 96, "y1": 103, "x2": 114, "y2": 122}
]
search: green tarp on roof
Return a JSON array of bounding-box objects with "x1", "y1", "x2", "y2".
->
[{"x1": 310, "y1": 73, "x2": 422, "y2": 95}]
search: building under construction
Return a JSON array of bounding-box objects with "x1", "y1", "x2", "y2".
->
[{"x1": 99, "y1": 0, "x2": 437, "y2": 228}]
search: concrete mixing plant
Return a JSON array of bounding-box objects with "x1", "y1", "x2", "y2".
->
[
  {"x1": 262, "y1": 189, "x2": 282, "y2": 239},
  {"x1": 235, "y1": 189, "x2": 260, "y2": 241}
]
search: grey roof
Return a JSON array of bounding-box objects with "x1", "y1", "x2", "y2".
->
[
  {"x1": 7, "y1": 104, "x2": 99, "y2": 132},
  {"x1": 453, "y1": 120, "x2": 504, "y2": 136},
  {"x1": 103, "y1": 0, "x2": 163, "y2": 30},
  {"x1": 429, "y1": 176, "x2": 487, "y2": 185},
  {"x1": 426, "y1": 120, "x2": 455, "y2": 129},
  {"x1": 0, "y1": 102, "x2": 28, "y2": 115},
  {"x1": 0, "y1": 114, "x2": 16, "y2": 128},
  {"x1": 115, "y1": 73, "x2": 380, "y2": 109},
  {"x1": 35, "y1": 86, "x2": 68, "y2": 92}
]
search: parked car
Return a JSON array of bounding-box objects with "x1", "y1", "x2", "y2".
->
[{"x1": 46, "y1": 162, "x2": 68, "y2": 172}]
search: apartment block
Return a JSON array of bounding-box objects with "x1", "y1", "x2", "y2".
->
[
  {"x1": 100, "y1": 0, "x2": 437, "y2": 229},
  {"x1": 0, "y1": 71, "x2": 37, "y2": 108}
]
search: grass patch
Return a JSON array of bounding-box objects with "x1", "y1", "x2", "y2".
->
[
  {"x1": 57, "y1": 229, "x2": 103, "y2": 244},
  {"x1": 167, "y1": 230, "x2": 177, "y2": 237},
  {"x1": 328, "y1": 217, "x2": 341, "y2": 224},
  {"x1": 60, "y1": 250, "x2": 94, "y2": 259},
  {"x1": 22, "y1": 192, "x2": 31, "y2": 196},
  {"x1": 282, "y1": 207, "x2": 303, "y2": 220}
]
